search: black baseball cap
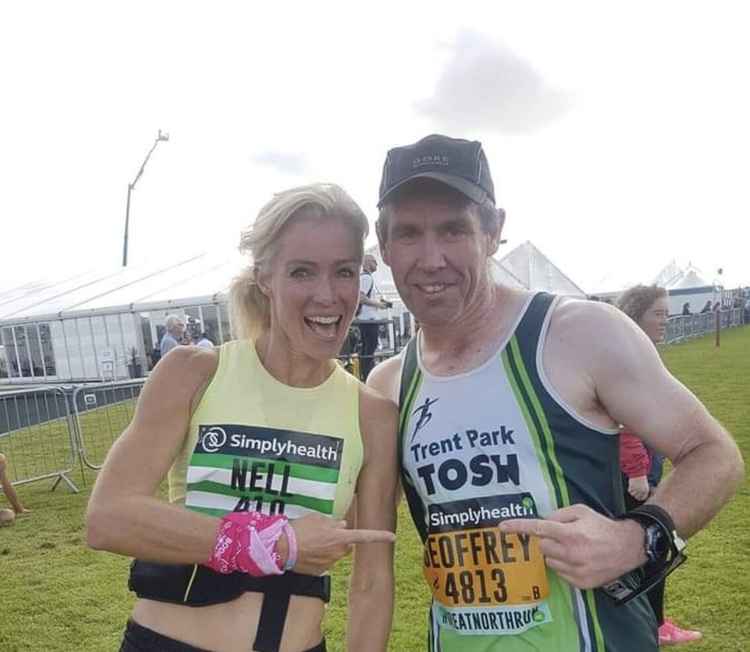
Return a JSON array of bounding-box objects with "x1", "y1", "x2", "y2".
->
[{"x1": 377, "y1": 134, "x2": 495, "y2": 208}]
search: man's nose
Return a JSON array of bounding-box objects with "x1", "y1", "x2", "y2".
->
[{"x1": 417, "y1": 234, "x2": 447, "y2": 271}]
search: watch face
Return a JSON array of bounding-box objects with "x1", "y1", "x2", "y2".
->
[{"x1": 646, "y1": 524, "x2": 669, "y2": 562}]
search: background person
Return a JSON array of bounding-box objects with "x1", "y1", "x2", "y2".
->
[
  {"x1": 617, "y1": 284, "x2": 702, "y2": 645},
  {"x1": 87, "y1": 184, "x2": 397, "y2": 652},
  {"x1": 0, "y1": 453, "x2": 30, "y2": 525},
  {"x1": 194, "y1": 331, "x2": 214, "y2": 349},
  {"x1": 356, "y1": 254, "x2": 391, "y2": 380},
  {"x1": 160, "y1": 315, "x2": 185, "y2": 357},
  {"x1": 365, "y1": 133, "x2": 743, "y2": 651}
]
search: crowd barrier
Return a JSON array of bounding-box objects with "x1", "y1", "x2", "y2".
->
[
  {"x1": 72, "y1": 380, "x2": 144, "y2": 470},
  {"x1": 665, "y1": 308, "x2": 745, "y2": 343},
  {"x1": 0, "y1": 385, "x2": 80, "y2": 492}
]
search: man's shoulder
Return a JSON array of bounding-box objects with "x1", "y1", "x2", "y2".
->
[
  {"x1": 366, "y1": 350, "x2": 403, "y2": 403},
  {"x1": 549, "y1": 296, "x2": 626, "y2": 335},
  {"x1": 546, "y1": 297, "x2": 650, "y2": 374}
]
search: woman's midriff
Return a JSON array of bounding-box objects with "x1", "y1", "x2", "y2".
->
[{"x1": 131, "y1": 592, "x2": 325, "y2": 652}]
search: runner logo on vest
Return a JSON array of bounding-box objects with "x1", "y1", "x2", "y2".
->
[{"x1": 411, "y1": 396, "x2": 439, "y2": 441}]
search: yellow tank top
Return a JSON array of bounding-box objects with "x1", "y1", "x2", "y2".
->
[{"x1": 168, "y1": 339, "x2": 363, "y2": 521}]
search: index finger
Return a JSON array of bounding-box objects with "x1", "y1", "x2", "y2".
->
[
  {"x1": 337, "y1": 528, "x2": 396, "y2": 544},
  {"x1": 499, "y1": 518, "x2": 566, "y2": 541}
]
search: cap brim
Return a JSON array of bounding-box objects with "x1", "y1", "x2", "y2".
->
[{"x1": 377, "y1": 172, "x2": 488, "y2": 208}]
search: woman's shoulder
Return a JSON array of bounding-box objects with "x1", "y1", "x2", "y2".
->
[
  {"x1": 149, "y1": 345, "x2": 219, "y2": 402},
  {"x1": 358, "y1": 382, "x2": 398, "y2": 433}
]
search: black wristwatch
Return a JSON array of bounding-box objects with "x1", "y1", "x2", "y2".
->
[
  {"x1": 602, "y1": 504, "x2": 687, "y2": 606},
  {"x1": 625, "y1": 504, "x2": 686, "y2": 568}
]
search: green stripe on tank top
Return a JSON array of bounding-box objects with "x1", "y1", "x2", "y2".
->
[
  {"x1": 501, "y1": 342, "x2": 563, "y2": 508},
  {"x1": 398, "y1": 369, "x2": 423, "y2": 469},
  {"x1": 186, "y1": 480, "x2": 335, "y2": 513},
  {"x1": 504, "y1": 336, "x2": 606, "y2": 652},
  {"x1": 189, "y1": 453, "x2": 340, "y2": 484}
]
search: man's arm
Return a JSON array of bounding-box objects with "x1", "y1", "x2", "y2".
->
[
  {"x1": 591, "y1": 303, "x2": 744, "y2": 537},
  {"x1": 502, "y1": 301, "x2": 744, "y2": 589},
  {"x1": 346, "y1": 387, "x2": 399, "y2": 652}
]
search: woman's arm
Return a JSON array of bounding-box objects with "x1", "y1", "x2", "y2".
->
[
  {"x1": 346, "y1": 386, "x2": 399, "y2": 652},
  {"x1": 86, "y1": 346, "x2": 222, "y2": 562},
  {"x1": 86, "y1": 346, "x2": 397, "y2": 570}
]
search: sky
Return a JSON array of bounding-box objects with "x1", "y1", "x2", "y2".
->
[{"x1": 2, "y1": 1, "x2": 749, "y2": 294}]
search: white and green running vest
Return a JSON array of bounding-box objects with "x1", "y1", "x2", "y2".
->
[
  {"x1": 169, "y1": 339, "x2": 363, "y2": 521},
  {"x1": 398, "y1": 293, "x2": 657, "y2": 652}
]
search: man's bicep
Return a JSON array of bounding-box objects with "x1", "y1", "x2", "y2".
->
[{"x1": 595, "y1": 336, "x2": 717, "y2": 460}]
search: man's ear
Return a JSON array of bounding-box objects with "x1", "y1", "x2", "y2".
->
[
  {"x1": 486, "y1": 207, "x2": 506, "y2": 257},
  {"x1": 377, "y1": 227, "x2": 392, "y2": 267}
]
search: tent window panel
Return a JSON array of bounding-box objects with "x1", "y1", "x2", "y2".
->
[
  {"x1": 218, "y1": 303, "x2": 232, "y2": 343},
  {"x1": 201, "y1": 305, "x2": 219, "y2": 346},
  {"x1": 91, "y1": 317, "x2": 110, "y2": 379},
  {"x1": 73, "y1": 318, "x2": 97, "y2": 379},
  {"x1": 39, "y1": 323, "x2": 57, "y2": 376},
  {"x1": 1, "y1": 328, "x2": 19, "y2": 378},
  {"x1": 13, "y1": 327, "x2": 32, "y2": 378},
  {"x1": 185, "y1": 307, "x2": 201, "y2": 343},
  {"x1": 105, "y1": 315, "x2": 126, "y2": 378},
  {"x1": 63, "y1": 320, "x2": 84, "y2": 379},
  {"x1": 0, "y1": 345, "x2": 8, "y2": 379},
  {"x1": 26, "y1": 325, "x2": 44, "y2": 377},
  {"x1": 50, "y1": 321, "x2": 69, "y2": 379}
]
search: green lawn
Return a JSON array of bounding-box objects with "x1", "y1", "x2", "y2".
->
[{"x1": 1, "y1": 327, "x2": 748, "y2": 651}]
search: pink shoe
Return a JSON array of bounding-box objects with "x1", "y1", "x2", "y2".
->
[{"x1": 658, "y1": 619, "x2": 702, "y2": 646}]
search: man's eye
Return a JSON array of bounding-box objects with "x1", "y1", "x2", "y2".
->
[
  {"x1": 338, "y1": 268, "x2": 355, "y2": 278},
  {"x1": 291, "y1": 268, "x2": 310, "y2": 278}
]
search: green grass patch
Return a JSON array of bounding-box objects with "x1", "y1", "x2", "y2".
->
[{"x1": 1, "y1": 327, "x2": 748, "y2": 651}]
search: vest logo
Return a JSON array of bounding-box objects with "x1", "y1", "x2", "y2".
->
[
  {"x1": 200, "y1": 426, "x2": 227, "y2": 453},
  {"x1": 411, "y1": 397, "x2": 439, "y2": 442}
]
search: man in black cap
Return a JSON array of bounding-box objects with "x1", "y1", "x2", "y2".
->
[{"x1": 357, "y1": 134, "x2": 743, "y2": 651}]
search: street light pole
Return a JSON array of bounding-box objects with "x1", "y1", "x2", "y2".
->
[{"x1": 122, "y1": 129, "x2": 170, "y2": 267}]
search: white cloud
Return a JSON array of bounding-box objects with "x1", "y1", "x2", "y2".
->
[{"x1": 416, "y1": 31, "x2": 571, "y2": 134}]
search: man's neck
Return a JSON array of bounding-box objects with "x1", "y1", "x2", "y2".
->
[{"x1": 419, "y1": 284, "x2": 531, "y2": 376}]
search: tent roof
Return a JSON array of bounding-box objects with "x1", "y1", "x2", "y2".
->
[
  {"x1": 662, "y1": 265, "x2": 711, "y2": 290},
  {"x1": 495, "y1": 241, "x2": 586, "y2": 296},
  {"x1": 0, "y1": 254, "x2": 244, "y2": 324}
]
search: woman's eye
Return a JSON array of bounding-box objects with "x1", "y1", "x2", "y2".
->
[{"x1": 291, "y1": 268, "x2": 310, "y2": 278}]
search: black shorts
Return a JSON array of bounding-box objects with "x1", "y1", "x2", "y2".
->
[{"x1": 120, "y1": 619, "x2": 327, "y2": 652}]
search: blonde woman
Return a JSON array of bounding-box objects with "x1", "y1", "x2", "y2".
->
[{"x1": 87, "y1": 184, "x2": 398, "y2": 652}]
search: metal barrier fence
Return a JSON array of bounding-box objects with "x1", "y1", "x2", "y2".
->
[
  {"x1": 665, "y1": 308, "x2": 745, "y2": 343},
  {"x1": 0, "y1": 385, "x2": 80, "y2": 492},
  {"x1": 72, "y1": 380, "x2": 145, "y2": 470}
]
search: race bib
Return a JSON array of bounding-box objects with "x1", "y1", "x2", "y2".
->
[
  {"x1": 185, "y1": 424, "x2": 344, "y2": 519},
  {"x1": 423, "y1": 493, "x2": 552, "y2": 635}
]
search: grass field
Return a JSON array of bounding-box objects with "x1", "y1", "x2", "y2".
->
[{"x1": 1, "y1": 327, "x2": 748, "y2": 651}]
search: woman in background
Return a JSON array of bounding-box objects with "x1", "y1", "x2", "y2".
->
[{"x1": 617, "y1": 285, "x2": 702, "y2": 646}]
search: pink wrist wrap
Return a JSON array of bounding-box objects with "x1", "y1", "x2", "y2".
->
[{"x1": 205, "y1": 512, "x2": 290, "y2": 576}]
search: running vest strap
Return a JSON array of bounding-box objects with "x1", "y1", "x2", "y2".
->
[{"x1": 129, "y1": 561, "x2": 330, "y2": 652}]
